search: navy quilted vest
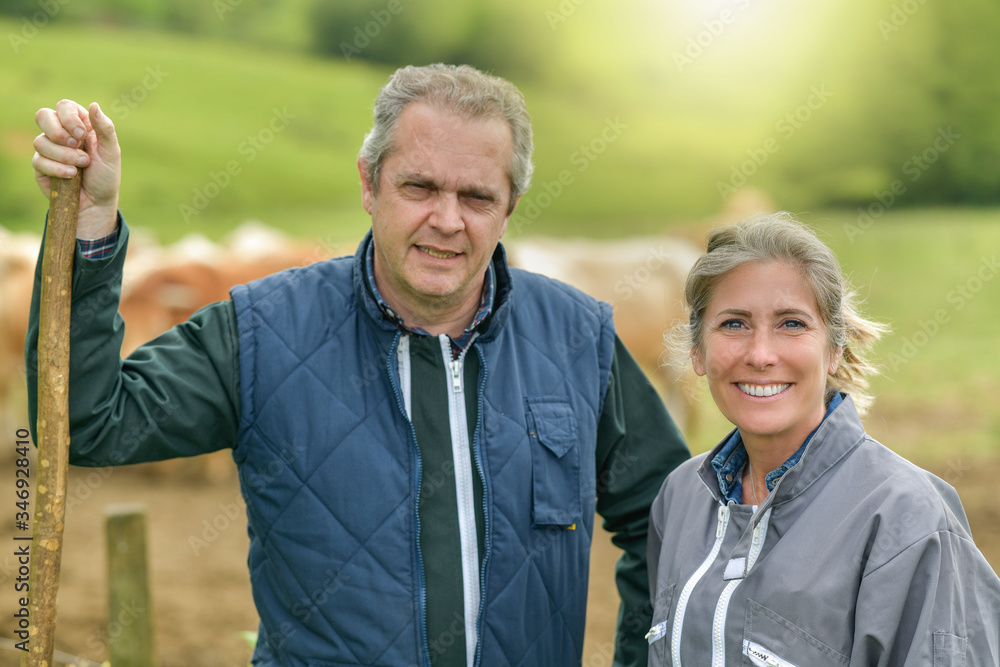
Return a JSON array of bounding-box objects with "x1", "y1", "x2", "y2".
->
[{"x1": 230, "y1": 235, "x2": 615, "y2": 666}]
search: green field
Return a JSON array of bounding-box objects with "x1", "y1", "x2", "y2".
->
[
  {"x1": 2, "y1": 20, "x2": 997, "y2": 468},
  {"x1": 0, "y1": 19, "x2": 382, "y2": 243}
]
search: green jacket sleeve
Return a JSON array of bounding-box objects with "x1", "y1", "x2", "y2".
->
[
  {"x1": 25, "y1": 215, "x2": 241, "y2": 466},
  {"x1": 595, "y1": 335, "x2": 690, "y2": 667}
]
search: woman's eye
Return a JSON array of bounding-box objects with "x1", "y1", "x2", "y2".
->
[
  {"x1": 720, "y1": 319, "x2": 744, "y2": 330},
  {"x1": 783, "y1": 319, "x2": 806, "y2": 329}
]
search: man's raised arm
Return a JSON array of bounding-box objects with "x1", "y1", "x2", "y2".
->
[{"x1": 25, "y1": 101, "x2": 241, "y2": 466}]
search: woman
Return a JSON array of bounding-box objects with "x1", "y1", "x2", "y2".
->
[{"x1": 647, "y1": 213, "x2": 1000, "y2": 666}]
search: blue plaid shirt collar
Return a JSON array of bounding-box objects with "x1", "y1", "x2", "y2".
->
[
  {"x1": 364, "y1": 238, "x2": 495, "y2": 358},
  {"x1": 711, "y1": 392, "x2": 844, "y2": 504}
]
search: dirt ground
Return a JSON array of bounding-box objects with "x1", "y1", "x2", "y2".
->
[{"x1": 1, "y1": 452, "x2": 997, "y2": 667}]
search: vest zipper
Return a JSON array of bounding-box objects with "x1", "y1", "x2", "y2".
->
[
  {"x1": 439, "y1": 334, "x2": 481, "y2": 667},
  {"x1": 711, "y1": 509, "x2": 772, "y2": 667},
  {"x1": 471, "y1": 344, "x2": 490, "y2": 667},
  {"x1": 389, "y1": 333, "x2": 431, "y2": 667},
  {"x1": 671, "y1": 504, "x2": 730, "y2": 667}
]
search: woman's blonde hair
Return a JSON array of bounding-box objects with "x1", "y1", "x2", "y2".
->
[{"x1": 667, "y1": 212, "x2": 888, "y2": 415}]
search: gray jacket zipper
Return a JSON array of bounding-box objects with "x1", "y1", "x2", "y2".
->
[
  {"x1": 711, "y1": 508, "x2": 772, "y2": 667},
  {"x1": 671, "y1": 504, "x2": 731, "y2": 667}
]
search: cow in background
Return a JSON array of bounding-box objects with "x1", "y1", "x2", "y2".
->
[
  {"x1": 0, "y1": 226, "x2": 42, "y2": 438},
  {"x1": 118, "y1": 221, "x2": 333, "y2": 355},
  {"x1": 505, "y1": 235, "x2": 702, "y2": 432}
]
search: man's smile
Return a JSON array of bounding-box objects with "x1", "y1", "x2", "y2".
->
[{"x1": 418, "y1": 245, "x2": 459, "y2": 259}]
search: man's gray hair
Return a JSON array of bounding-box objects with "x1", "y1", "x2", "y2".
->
[{"x1": 359, "y1": 63, "x2": 534, "y2": 213}]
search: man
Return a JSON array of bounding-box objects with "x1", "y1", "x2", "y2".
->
[{"x1": 28, "y1": 64, "x2": 688, "y2": 666}]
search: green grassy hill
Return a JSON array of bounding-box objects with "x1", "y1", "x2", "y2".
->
[
  {"x1": 0, "y1": 20, "x2": 749, "y2": 242},
  {"x1": 0, "y1": 20, "x2": 383, "y2": 242}
]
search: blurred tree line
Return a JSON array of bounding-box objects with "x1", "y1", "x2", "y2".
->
[
  {"x1": 0, "y1": 0, "x2": 547, "y2": 77},
  {"x1": 2, "y1": 0, "x2": 997, "y2": 210},
  {"x1": 756, "y1": 0, "x2": 1000, "y2": 207}
]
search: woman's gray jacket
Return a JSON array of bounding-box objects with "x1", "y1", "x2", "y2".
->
[{"x1": 647, "y1": 394, "x2": 1000, "y2": 666}]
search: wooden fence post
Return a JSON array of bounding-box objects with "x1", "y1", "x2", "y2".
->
[{"x1": 105, "y1": 504, "x2": 156, "y2": 666}]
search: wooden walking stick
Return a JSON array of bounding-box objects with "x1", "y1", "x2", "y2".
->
[{"x1": 22, "y1": 170, "x2": 82, "y2": 667}]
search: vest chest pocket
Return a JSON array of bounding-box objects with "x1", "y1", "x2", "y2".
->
[{"x1": 526, "y1": 398, "x2": 582, "y2": 527}]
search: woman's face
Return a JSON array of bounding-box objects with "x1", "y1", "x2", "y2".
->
[{"x1": 692, "y1": 261, "x2": 841, "y2": 452}]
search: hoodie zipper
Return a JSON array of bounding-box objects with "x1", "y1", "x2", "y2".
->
[{"x1": 440, "y1": 334, "x2": 481, "y2": 667}]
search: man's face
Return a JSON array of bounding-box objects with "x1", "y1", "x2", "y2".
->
[{"x1": 360, "y1": 102, "x2": 516, "y2": 326}]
